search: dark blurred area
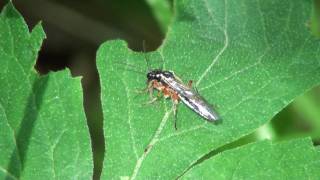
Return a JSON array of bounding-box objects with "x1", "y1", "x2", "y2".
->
[
  {"x1": 0, "y1": 0, "x2": 171, "y2": 179},
  {"x1": 4, "y1": 0, "x2": 165, "y2": 74},
  {"x1": 1, "y1": 0, "x2": 320, "y2": 179}
]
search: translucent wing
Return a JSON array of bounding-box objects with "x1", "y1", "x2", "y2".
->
[{"x1": 161, "y1": 76, "x2": 219, "y2": 121}]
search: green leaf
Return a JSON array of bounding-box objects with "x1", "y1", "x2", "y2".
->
[
  {"x1": 0, "y1": 3, "x2": 92, "y2": 179},
  {"x1": 145, "y1": 0, "x2": 173, "y2": 33},
  {"x1": 98, "y1": 0, "x2": 320, "y2": 179},
  {"x1": 182, "y1": 138, "x2": 320, "y2": 179},
  {"x1": 311, "y1": 0, "x2": 320, "y2": 38}
]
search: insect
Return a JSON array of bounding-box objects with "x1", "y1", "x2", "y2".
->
[
  {"x1": 120, "y1": 42, "x2": 220, "y2": 129},
  {"x1": 146, "y1": 69, "x2": 220, "y2": 129}
]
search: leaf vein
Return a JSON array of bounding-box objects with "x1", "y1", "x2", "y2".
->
[
  {"x1": 196, "y1": 0, "x2": 229, "y2": 87},
  {"x1": 122, "y1": 56, "x2": 139, "y2": 159},
  {"x1": 158, "y1": 123, "x2": 208, "y2": 142},
  {"x1": 130, "y1": 110, "x2": 172, "y2": 180},
  {"x1": 200, "y1": 48, "x2": 269, "y2": 91},
  {"x1": 0, "y1": 166, "x2": 18, "y2": 180},
  {"x1": 0, "y1": 102, "x2": 22, "y2": 173}
]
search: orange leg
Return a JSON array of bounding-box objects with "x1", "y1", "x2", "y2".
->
[
  {"x1": 188, "y1": 80, "x2": 193, "y2": 88},
  {"x1": 189, "y1": 80, "x2": 200, "y2": 93},
  {"x1": 152, "y1": 80, "x2": 160, "y2": 88},
  {"x1": 143, "y1": 80, "x2": 158, "y2": 104},
  {"x1": 145, "y1": 80, "x2": 170, "y2": 104},
  {"x1": 162, "y1": 86, "x2": 171, "y2": 98}
]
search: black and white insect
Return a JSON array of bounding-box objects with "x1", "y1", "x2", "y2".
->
[
  {"x1": 121, "y1": 42, "x2": 220, "y2": 129},
  {"x1": 146, "y1": 69, "x2": 220, "y2": 129}
]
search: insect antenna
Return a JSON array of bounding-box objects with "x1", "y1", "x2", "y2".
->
[
  {"x1": 121, "y1": 66, "x2": 146, "y2": 75},
  {"x1": 143, "y1": 40, "x2": 152, "y2": 72},
  {"x1": 114, "y1": 60, "x2": 145, "y2": 75},
  {"x1": 142, "y1": 40, "x2": 165, "y2": 71}
]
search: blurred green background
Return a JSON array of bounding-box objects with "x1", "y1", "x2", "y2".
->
[{"x1": 0, "y1": 0, "x2": 319, "y2": 179}]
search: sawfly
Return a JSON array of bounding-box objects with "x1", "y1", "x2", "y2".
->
[{"x1": 120, "y1": 42, "x2": 220, "y2": 129}]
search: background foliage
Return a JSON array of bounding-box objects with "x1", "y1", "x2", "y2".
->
[
  {"x1": 98, "y1": 0, "x2": 320, "y2": 178},
  {"x1": 0, "y1": 3, "x2": 92, "y2": 179},
  {"x1": 0, "y1": 0, "x2": 320, "y2": 179}
]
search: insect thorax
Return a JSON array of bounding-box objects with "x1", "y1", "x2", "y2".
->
[{"x1": 147, "y1": 70, "x2": 174, "y2": 82}]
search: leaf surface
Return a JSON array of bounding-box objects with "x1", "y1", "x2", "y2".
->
[
  {"x1": 183, "y1": 138, "x2": 320, "y2": 179},
  {"x1": 0, "y1": 3, "x2": 92, "y2": 179},
  {"x1": 98, "y1": 0, "x2": 320, "y2": 179}
]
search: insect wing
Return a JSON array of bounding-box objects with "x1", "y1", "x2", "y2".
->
[{"x1": 162, "y1": 77, "x2": 219, "y2": 121}]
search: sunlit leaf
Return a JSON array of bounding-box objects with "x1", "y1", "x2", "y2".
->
[
  {"x1": 98, "y1": 0, "x2": 320, "y2": 178},
  {"x1": 0, "y1": 3, "x2": 92, "y2": 179},
  {"x1": 183, "y1": 138, "x2": 320, "y2": 179}
]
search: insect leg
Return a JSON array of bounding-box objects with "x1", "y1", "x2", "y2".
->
[
  {"x1": 145, "y1": 97, "x2": 158, "y2": 105},
  {"x1": 134, "y1": 87, "x2": 148, "y2": 95},
  {"x1": 134, "y1": 79, "x2": 154, "y2": 95},
  {"x1": 171, "y1": 92, "x2": 180, "y2": 130},
  {"x1": 146, "y1": 81, "x2": 158, "y2": 104},
  {"x1": 148, "y1": 80, "x2": 155, "y2": 99},
  {"x1": 133, "y1": 80, "x2": 153, "y2": 101},
  {"x1": 188, "y1": 80, "x2": 193, "y2": 88},
  {"x1": 162, "y1": 86, "x2": 170, "y2": 99},
  {"x1": 194, "y1": 86, "x2": 199, "y2": 94},
  {"x1": 172, "y1": 102, "x2": 178, "y2": 130},
  {"x1": 188, "y1": 79, "x2": 200, "y2": 94},
  {"x1": 144, "y1": 80, "x2": 162, "y2": 105}
]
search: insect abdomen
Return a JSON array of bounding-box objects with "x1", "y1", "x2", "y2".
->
[
  {"x1": 178, "y1": 94, "x2": 219, "y2": 121},
  {"x1": 159, "y1": 72, "x2": 220, "y2": 121}
]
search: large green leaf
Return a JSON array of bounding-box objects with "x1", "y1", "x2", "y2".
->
[
  {"x1": 98, "y1": 0, "x2": 320, "y2": 179},
  {"x1": 183, "y1": 138, "x2": 320, "y2": 179},
  {"x1": 0, "y1": 3, "x2": 92, "y2": 179},
  {"x1": 145, "y1": 0, "x2": 173, "y2": 33}
]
